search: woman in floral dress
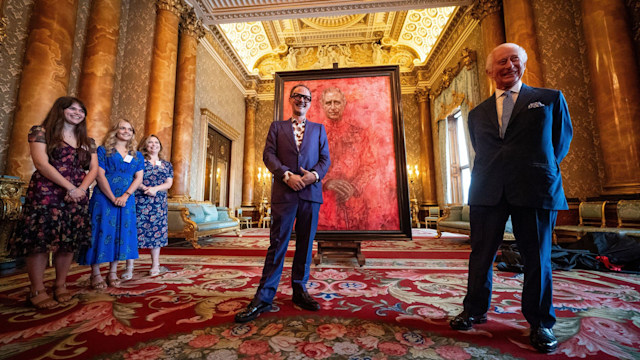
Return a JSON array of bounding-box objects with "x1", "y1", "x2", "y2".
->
[
  {"x1": 124, "y1": 135, "x2": 173, "y2": 278},
  {"x1": 11, "y1": 96, "x2": 98, "y2": 309},
  {"x1": 78, "y1": 120, "x2": 144, "y2": 289}
]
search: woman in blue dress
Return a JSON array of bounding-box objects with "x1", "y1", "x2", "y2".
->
[
  {"x1": 123, "y1": 135, "x2": 173, "y2": 279},
  {"x1": 79, "y1": 119, "x2": 144, "y2": 289}
]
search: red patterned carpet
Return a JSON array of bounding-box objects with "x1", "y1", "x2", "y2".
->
[{"x1": 1, "y1": 228, "x2": 639, "y2": 359}]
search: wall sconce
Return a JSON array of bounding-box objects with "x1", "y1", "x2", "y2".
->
[{"x1": 407, "y1": 164, "x2": 419, "y2": 201}]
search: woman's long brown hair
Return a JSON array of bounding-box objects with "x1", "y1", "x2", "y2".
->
[{"x1": 40, "y1": 96, "x2": 91, "y2": 168}]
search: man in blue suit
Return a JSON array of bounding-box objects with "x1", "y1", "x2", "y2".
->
[
  {"x1": 449, "y1": 43, "x2": 572, "y2": 353},
  {"x1": 236, "y1": 84, "x2": 331, "y2": 323}
]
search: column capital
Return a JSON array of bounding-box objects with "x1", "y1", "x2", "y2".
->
[
  {"x1": 156, "y1": 0, "x2": 183, "y2": 17},
  {"x1": 470, "y1": 0, "x2": 502, "y2": 21},
  {"x1": 180, "y1": 8, "x2": 205, "y2": 39},
  {"x1": 245, "y1": 95, "x2": 258, "y2": 110},
  {"x1": 414, "y1": 88, "x2": 430, "y2": 103}
]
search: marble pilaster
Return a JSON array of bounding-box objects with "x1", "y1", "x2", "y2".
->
[
  {"x1": 77, "y1": 0, "x2": 121, "y2": 144},
  {"x1": 242, "y1": 96, "x2": 258, "y2": 207},
  {"x1": 582, "y1": 0, "x2": 640, "y2": 194},
  {"x1": 144, "y1": 0, "x2": 181, "y2": 157},
  {"x1": 170, "y1": 8, "x2": 204, "y2": 199},
  {"x1": 416, "y1": 88, "x2": 437, "y2": 205},
  {"x1": 5, "y1": 0, "x2": 78, "y2": 180},
  {"x1": 503, "y1": 0, "x2": 544, "y2": 87},
  {"x1": 471, "y1": 0, "x2": 505, "y2": 99}
]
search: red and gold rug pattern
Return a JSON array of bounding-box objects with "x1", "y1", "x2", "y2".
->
[{"x1": 0, "y1": 229, "x2": 639, "y2": 359}]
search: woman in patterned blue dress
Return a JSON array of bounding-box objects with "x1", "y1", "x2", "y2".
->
[
  {"x1": 78, "y1": 120, "x2": 144, "y2": 289},
  {"x1": 123, "y1": 135, "x2": 173, "y2": 278}
]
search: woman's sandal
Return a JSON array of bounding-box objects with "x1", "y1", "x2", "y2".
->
[
  {"x1": 107, "y1": 272, "x2": 121, "y2": 288},
  {"x1": 53, "y1": 284, "x2": 73, "y2": 303},
  {"x1": 27, "y1": 289, "x2": 58, "y2": 310},
  {"x1": 91, "y1": 274, "x2": 107, "y2": 290},
  {"x1": 121, "y1": 268, "x2": 134, "y2": 281}
]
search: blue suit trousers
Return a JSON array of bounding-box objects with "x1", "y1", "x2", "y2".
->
[
  {"x1": 255, "y1": 199, "x2": 320, "y2": 304},
  {"x1": 463, "y1": 195, "x2": 557, "y2": 328}
]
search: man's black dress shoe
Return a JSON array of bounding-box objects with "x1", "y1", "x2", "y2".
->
[
  {"x1": 292, "y1": 291, "x2": 320, "y2": 311},
  {"x1": 234, "y1": 300, "x2": 272, "y2": 323},
  {"x1": 530, "y1": 327, "x2": 558, "y2": 353},
  {"x1": 449, "y1": 311, "x2": 488, "y2": 330}
]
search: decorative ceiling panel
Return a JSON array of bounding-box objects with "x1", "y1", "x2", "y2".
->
[
  {"x1": 190, "y1": 0, "x2": 469, "y2": 80},
  {"x1": 189, "y1": 0, "x2": 470, "y2": 23}
]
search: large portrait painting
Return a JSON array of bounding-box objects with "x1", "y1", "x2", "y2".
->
[{"x1": 275, "y1": 66, "x2": 411, "y2": 241}]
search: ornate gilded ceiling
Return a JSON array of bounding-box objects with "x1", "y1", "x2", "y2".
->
[{"x1": 188, "y1": 0, "x2": 470, "y2": 80}]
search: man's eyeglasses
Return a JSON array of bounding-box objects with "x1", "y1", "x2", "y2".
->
[{"x1": 290, "y1": 93, "x2": 312, "y2": 103}]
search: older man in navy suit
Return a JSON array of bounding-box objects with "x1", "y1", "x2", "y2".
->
[
  {"x1": 449, "y1": 43, "x2": 572, "y2": 353},
  {"x1": 236, "y1": 84, "x2": 331, "y2": 323}
]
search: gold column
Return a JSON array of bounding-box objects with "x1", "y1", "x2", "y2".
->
[
  {"x1": 144, "y1": 0, "x2": 181, "y2": 157},
  {"x1": 582, "y1": 0, "x2": 640, "y2": 194},
  {"x1": 503, "y1": 0, "x2": 544, "y2": 87},
  {"x1": 242, "y1": 96, "x2": 258, "y2": 206},
  {"x1": 471, "y1": 0, "x2": 505, "y2": 99},
  {"x1": 0, "y1": 0, "x2": 7, "y2": 46},
  {"x1": 6, "y1": 0, "x2": 78, "y2": 180},
  {"x1": 415, "y1": 88, "x2": 437, "y2": 205},
  {"x1": 77, "y1": 0, "x2": 121, "y2": 144},
  {"x1": 170, "y1": 8, "x2": 204, "y2": 200}
]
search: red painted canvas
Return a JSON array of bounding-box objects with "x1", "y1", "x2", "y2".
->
[{"x1": 282, "y1": 76, "x2": 400, "y2": 231}]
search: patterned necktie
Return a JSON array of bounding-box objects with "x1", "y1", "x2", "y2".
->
[
  {"x1": 500, "y1": 90, "x2": 514, "y2": 138},
  {"x1": 292, "y1": 119, "x2": 305, "y2": 149}
]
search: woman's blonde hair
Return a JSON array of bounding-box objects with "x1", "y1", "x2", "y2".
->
[
  {"x1": 138, "y1": 134, "x2": 166, "y2": 161},
  {"x1": 103, "y1": 119, "x2": 138, "y2": 157}
]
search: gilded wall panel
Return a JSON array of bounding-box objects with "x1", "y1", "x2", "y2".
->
[
  {"x1": 67, "y1": 0, "x2": 91, "y2": 97},
  {"x1": 110, "y1": 0, "x2": 130, "y2": 140},
  {"x1": 192, "y1": 43, "x2": 246, "y2": 205},
  {"x1": 532, "y1": 0, "x2": 602, "y2": 199},
  {"x1": 0, "y1": 0, "x2": 33, "y2": 174},
  {"x1": 402, "y1": 93, "x2": 423, "y2": 201},
  {"x1": 113, "y1": 0, "x2": 155, "y2": 139},
  {"x1": 253, "y1": 99, "x2": 274, "y2": 203}
]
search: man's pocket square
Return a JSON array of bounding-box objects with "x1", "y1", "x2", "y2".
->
[{"x1": 528, "y1": 101, "x2": 545, "y2": 109}]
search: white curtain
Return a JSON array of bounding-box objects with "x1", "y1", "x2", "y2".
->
[{"x1": 432, "y1": 63, "x2": 481, "y2": 204}]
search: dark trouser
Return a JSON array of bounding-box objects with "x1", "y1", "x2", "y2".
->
[
  {"x1": 463, "y1": 196, "x2": 557, "y2": 329},
  {"x1": 255, "y1": 198, "x2": 320, "y2": 304}
]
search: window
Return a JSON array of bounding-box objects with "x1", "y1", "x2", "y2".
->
[{"x1": 446, "y1": 110, "x2": 471, "y2": 204}]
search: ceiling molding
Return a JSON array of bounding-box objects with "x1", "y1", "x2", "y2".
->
[{"x1": 189, "y1": 0, "x2": 472, "y2": 24}]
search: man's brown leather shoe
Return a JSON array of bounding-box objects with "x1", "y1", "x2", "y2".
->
[
  {"x1": 234, "y1": 300, "x2": 272, "y2": 323},
  {"x1": 292, "y1": 291, "x2": 320, "y2": 311},
  {"x1": 449, "y1": 311, "x2": 488, "y2": 330}
]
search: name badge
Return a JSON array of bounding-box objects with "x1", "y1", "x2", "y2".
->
[
  {"x1": 123, "y1": 154, "x2": 133, "y2": 163},
  {"x1": 156, "y1": 160, "x2": 162, "y2": 167}
]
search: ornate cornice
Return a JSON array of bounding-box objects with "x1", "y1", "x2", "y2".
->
[
  {"x1": 469, "y1": 0, "x2": 502, "y2": 21},
  {"x1": 200, "y1": 108, "x2": 241, "y2": 141},
  {"x1": 420, "y1": 6, "x2": 477, "y2": 83},
  {"x1": 205, "y1": 27, "x2": 259, "y2": 87},
  {"x1": 390, "y1": 11, "x2": 408, "y2": 41},
  {"x1": 196, "y1": 1, "x2": 472, "y2": 24},
  {"x1": 156, "y1": 0, "x2": 184, "y2": 17},
  {"x1": 431, "y1": 47, "x2": 476, "y2": 98},
  {"x1": 181, "y1": 8, "x2": 206, "y2": 38}
]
